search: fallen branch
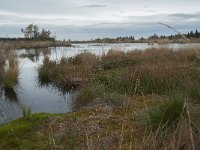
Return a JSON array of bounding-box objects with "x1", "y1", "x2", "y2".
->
[{"x1": 158, "y1": 23, "x2": 190, "y2": 42}]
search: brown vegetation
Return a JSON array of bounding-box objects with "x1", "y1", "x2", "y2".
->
[
  {"x1": 0, "y1": 50, "x2": 18, "y2": 90},
  {"x1": 4, "y1": 50, "x2": 18, "y2": 89},
  {"x1": 0, "y1": 40, "x2": 71, "y2": 50}
]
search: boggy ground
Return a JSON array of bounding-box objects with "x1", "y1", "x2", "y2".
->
[
  {"x1": 1, "y1": 47, "x2": 200, "y2": 149},
  {"x1": 0, "y1": 95, "x2": 161, "y2": 150}
]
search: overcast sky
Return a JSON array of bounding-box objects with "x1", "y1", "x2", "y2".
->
[{"x1": 0, "y1": 0, "x2": 200, "y2": 40}]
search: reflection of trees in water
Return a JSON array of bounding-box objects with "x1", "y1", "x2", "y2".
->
[
  {"x1": 21, "y1": 48, "x2": 52, "y2": 62},
  {"x1": 0, "y1": 50, "x2": 25, "y2": 123},
  {"x1": 1, "y1": 86, "x2": 24, "y2": 118},
  {"x1": 0, "y1": 85, "x2": 3, "y2": 98},
  {"x1": 5, "y1": 88, "x2": 18, "y2": 102},
  {"x1": 35, "y1": 49, "x2": 40, "y2": 61},
  {"x1": 39, "y1": 48, "x2": 51, "y2": 57},
  {"x1": 0, "y1": 50, "x2": 5, "y2": 81},
  {"x1": 20, "y1": 49, "x2": 36, "y2": 62},
  {"x1": 0, "y1": 87, "x2": 24, "y2": 124},
  {"x1": 20, "y1": 53, "x2": 35, "y2": 62},
  {"x1": 0, "y1": 65, "x2": 4, "y2": 82}
]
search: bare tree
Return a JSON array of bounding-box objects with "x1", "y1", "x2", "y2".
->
[{"x1": 21, "y1": 24, "x2": 34, "y2": 38}]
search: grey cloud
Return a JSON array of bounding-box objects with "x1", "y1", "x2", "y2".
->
[
  {"x1": 168, "y1": 13, "x2": 200, "y2": 20},
  {"x1": 1, "y1": 20, "x2": 200, "y2": 40},
  {"x1": 0, "y1": 0, "x2": 200, "y2": 40},
  {"x1": 82, "y1": 4, "x2": 107, "y2": 8},
  {"x1": 147, "y1": 10, "x2": 156, "y2": 13},
  {"x1": 123, "y1": 12, "x2": 200, "y2": 23},
  {"x1": 123, "y1": 14, "x2": 167, "y2": 23}
]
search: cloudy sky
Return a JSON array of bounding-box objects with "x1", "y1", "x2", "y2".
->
[{"x1": 0, "y1": 0, "x2": 200, "y2": 40}]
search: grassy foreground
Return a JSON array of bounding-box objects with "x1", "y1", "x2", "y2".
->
[
  {"x1": 0, "y1": 113, "x2": 58, "y2": 149},
  {"x1": 0, "y1": 97, "x2": 162, "y2": 150},
  {"x1": 1, "y1": 96, "x2": 200, "y2": 149}
]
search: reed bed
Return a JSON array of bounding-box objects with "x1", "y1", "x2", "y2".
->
[
  {"x1": 36, "y1": 47, "x2": 200, "y2": 149},
  {"x1": 0, "y1": 50, "x2": 19, "y2": 90},
  {"x1": 38, "y1": 47, "x2": 200, "y2": 99},
  {"x1": 38, "y1": 54, "x2": 96, "y2": 90}
]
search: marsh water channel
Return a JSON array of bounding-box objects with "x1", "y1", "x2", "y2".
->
[{"x1": 0, "y1": 43, "x2": 200, "y2": 124}]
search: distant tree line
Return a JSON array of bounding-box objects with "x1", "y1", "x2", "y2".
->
[
  {"x1": 147, "y1": 29, "x2": 200, "y2": 41},
  {"x1": 93, "y1": 36, "x2": 135, "y2": 43},
  {"x1": 116, "y1": 36, "x2": 135, "y2": 40},
  {"x1": 148, "y1": 34, "x2": 159, "y2": 40},
  {"x1": 73, "y1": 29, "x2": 200, "y2": 43},
  {"x1": 186, "y1": 30, "x2": 200, "y2": 38},
  {"x1": 72, "y1": 36, "x2": 136, "y2": 43}
]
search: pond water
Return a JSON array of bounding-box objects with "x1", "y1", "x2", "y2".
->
[{"x1": 0, "y1": 43, "x2": 200, "y2": 124}]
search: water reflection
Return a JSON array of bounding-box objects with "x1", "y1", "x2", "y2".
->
[
  {"x1": 20, "y1": 53, "x2": 36, "y2": 62},
  {"x1": 19, "y1": 48, "x2": 52, "y2": 62},
  {"x1": 5, "y1": 88, "x2": 18, "y2": 102}
]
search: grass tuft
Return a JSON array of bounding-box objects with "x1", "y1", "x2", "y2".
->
[
  {"x1": 140, "y1": 93, "x2": 185, "y2": 131},
  {"x1": 22, "y1": 106, "x2": 32, "y2": 119},
  {"x1": 4, "y1": 51, "x2": 19, "y2": 90}
]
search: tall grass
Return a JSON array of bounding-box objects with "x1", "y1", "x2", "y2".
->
[
  {"x1": 4, "y1": 50, "x2": 19, "y2": 89},
  {"x1": 38, "y1": 47, "x2": 200, "y2": 101},
  {"x1": 139, "y1": 101, "x2": 200, "y2": 150},
  {"x1": 140, "y1": 119, "x2": 200, "y2": 149},
  {"x1": 100, "y1": 50, "x2": 142, "y2": 69},
  {"x1": 22, "y1": 106, "x2": 32, "y2": 119},
  {"x1": 38, "y1": 53, "x2": 97, "y2": 90},
  {"x1": 74, "y1": 84, "x2": 106, "y2": 109},
  {"x1": 140, "y1": 93, "x2": 185, "y2": 130},
  {"x1": 121, "y1": 65, "x2": 200, "y2": 94}
]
